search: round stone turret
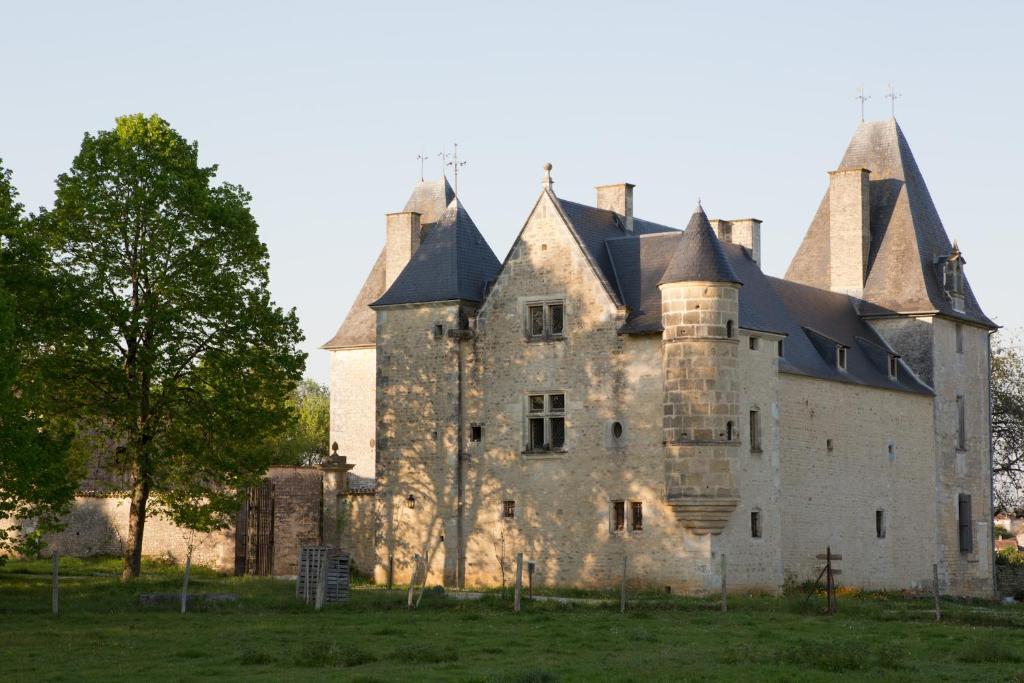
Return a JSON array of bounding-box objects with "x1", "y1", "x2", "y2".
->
[{"x1": 658, "y1": 203, "x2": 742, "y2": 534}]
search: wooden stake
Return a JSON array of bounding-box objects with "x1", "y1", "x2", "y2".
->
[
  {"x1": 51, "y1": 552, "x2": 59, "y2": 617},
  {"x1": 620, "y1": 555, "x2": 628, "y2": 614},
  {"x1": 315, "y1": 556, "x2": 327, "y2": 610},
  {"x1": 720, "y1": 553, "x2": 727, "y2": 613},
  {"x1": 932, "y1": 563, "x2": 941, "y2": 622},
  {"x1": 513, "y1": 553, "x2": 523, "y2": 612},
  {"x1": 180, "y1": 551, "x2": 192, "y2": 615},
  {"x1": 407, "y1": 554, "x2": 419, "y2": 609}
]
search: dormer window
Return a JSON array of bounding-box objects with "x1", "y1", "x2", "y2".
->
[
  {"x1": 836, "y1": 345, "x2": 847, "y2": 371},
  {"x1": 888, "y1": 354, "x2": 898, "y2": 380},
  {"x1": 943, "y1": 242, "x2": 966, "y2": 312}
]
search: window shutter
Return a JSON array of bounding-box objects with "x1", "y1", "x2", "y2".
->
[{"x1": 958, "y1": 494, "x2": 973, "y2": 553}]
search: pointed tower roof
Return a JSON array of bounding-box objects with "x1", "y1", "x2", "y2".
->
[
  {"x1": 322, "y1": 178, "x2": 457, "y2": 349},
  {"x1": 659, "y1": 203, "x2": 742, "y2": 286},
  {"x1": 786, "y1": 120, "x2": 993, "y2": 327},
  {"x1": 402, "y1": 177, "x2": 455, "y2": 224},
  {"x1": 371, "y1": 198, "x2": 501, "y2": 307}
]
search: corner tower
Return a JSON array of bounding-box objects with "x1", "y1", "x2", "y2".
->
[{"x1": 659, "y1": 204, "x2": 744, "y2": 535}]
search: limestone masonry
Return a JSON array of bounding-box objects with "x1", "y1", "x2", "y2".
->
[{"x1": 324, "y1": 119, "x2": 994, "y2": 596}]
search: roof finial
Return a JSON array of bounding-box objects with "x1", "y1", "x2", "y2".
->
[
  {"x1": 542, "y1": 162, "x2": 553, "y2": 190},
  {"x1": 885, "y1": 83, "x2": 901, "y2": 119},
  {"x1": 856, "y1": 85, "x2": 871, "y2": 122}
]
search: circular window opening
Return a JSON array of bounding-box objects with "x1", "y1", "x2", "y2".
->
[{"x1": 612, "y1": 421, "x2": 624, "y2": 439}]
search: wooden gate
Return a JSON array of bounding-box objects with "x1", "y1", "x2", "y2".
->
[{"x1": 234, "y1": 479, "x2": 274, "y2": 576}]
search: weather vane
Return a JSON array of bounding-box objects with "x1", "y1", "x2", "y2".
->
[
  {"x1": 885, "y1": 83, "x2": 901, "y2": 118},
  {"x1": 856, "y1": 86, "x2": 871, "y2": 122},
  {"x1": 416, "y1": 151, "x2": 428, "y2": 181},
  {"x1": 444, "y1": 143, "x2": 467, "y2": 197}
]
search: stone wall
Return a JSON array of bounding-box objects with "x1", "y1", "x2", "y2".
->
[
  {"x1": 777, "y1": 373, "x2": 937, "y2": 591},
  {"x1": 374, "y1": 301, "x2": 463, "y2": 587},
  {"x1": 40, "y1": 495, "x2": 235, "y2": 571},
  {"x1": 995, "y1": 565, "x2": 1024, "y2": 598},
  {"x1": 872, "y1": 315, "x2": 995, "y2": 597},
  {"x1": 329, "y1": 346, "x2": 377, "y2": 479},
  {"x1": 266, "y1": 467, "x2": 324, "y2": 576}
]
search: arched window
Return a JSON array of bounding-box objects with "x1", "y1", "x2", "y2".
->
[{"x1": 726, "y1": 320, "x2": 734, "y2": 338}]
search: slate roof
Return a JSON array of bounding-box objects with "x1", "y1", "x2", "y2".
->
[
  {"x1": 600, "y1": 225, "x2": 929, "y2": 393},
  {"x1": 372, "y1": 198, "x2": 501, "y2": 307},
  {"x1": 785, "y1": 119, "x2": 994, "y2": 328},
  {"x1": 322, "y1": 178, "x2": 455, "y2": 349},
  {"x1": 659, "y1": 204, "x2": 742, "y2": 286}
]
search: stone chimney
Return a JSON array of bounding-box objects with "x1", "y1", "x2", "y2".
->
[
  {"x1": 385, "y1": 211, "x2": 421, "y2": 288},
  {"x1": 596, "y1": 183, "x2": 635, "y2": 233},
  {"x1": 710, "y1": 218, "x2": 763, "y2": 266},
  {"x1": 827, "y1": 168, "x2": 871, "y2": 297}
]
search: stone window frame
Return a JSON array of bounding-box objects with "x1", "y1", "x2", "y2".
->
[
  {"x1": 956, "y1": 394, "x2": 966, "y2": 451},
  {"x1": 502, "y1": 500, "x2": 516, "y2": 521},
  {"x1": 836, "y1": 345, "x2": 848, "y2": 371},
  {"x1": 749, "y1": 335, "x2": 760, "y2": 351},
  {"x1": 955, "y1": 322, "x2": 964, "y2": 354},
  {"x1": 750, "y1": 508, "x2": 763, "y2": 539},
  {"x1": 469, "y1": 423, "x2": 483, "y2": 443},
  {"x1": 749, "y1": 408, "x2": 762, "y2": 453},
  {"x1": 524, "y1": 298, "x2": 566, "y2": 342},
  {"x1": 875, "y1": 509, "x2": 887, "y2": 539},
  {"x1": 888, "y1": 354, "x2": 898, "y2": 380},
  {"x1": 524, "y1": 391, "x2": 567, "y2": 455},
  {"x1": 610, "y1": 499, "x2": 644, "y2": 534},
  {"x1": 777, "y1": 339, "x2": 785, "y2": 358}
]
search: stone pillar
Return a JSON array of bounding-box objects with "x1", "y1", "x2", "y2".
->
[
  {"x1": 659, "y1": 281, "x2": 741, "y2": 534},
  {"x1": 385, "y1": 211, "x2": 422, "y2": 288},
  {"x1": 596, "y1": 183, "x2": 635, "y2": 233},
  {"x1": 319, "y1": 445, "x2": 355, "y2": 548},
  {"x1": 827, "y1": 168, "x2": 870, "y2": 297}
]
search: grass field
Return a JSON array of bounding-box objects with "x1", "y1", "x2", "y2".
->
[{"x1": 1, "y1": 557, "x2": 1023, "y2": 681}]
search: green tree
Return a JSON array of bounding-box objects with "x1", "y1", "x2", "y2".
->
[
  {"x1": 267, "y1": 379, "x2": 330, "y2": 466},
  {"x1": 0, "y1": 161, "x2": 80, "y2": 559},
  {"x1": 33, "y1": 115, "x2": 305, "y2": 578},
  {"x1": 994, "y1": 333, "x2": 1024, "y2": 515}
]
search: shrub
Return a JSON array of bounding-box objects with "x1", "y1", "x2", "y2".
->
[{"x1": 996, "y1": 548, "x2": 1024, "y2": 565}]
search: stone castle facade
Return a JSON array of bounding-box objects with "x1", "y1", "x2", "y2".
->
[{"x1": 324, "y1": 120, "x2": 995, "y2": 596}]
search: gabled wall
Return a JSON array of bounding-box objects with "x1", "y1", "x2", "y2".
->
[{"x1": 329, "y1": 347, "x2": 376, "y2": 479}]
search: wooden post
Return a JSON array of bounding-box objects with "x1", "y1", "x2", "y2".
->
[
  {"x1": 387, "y1": 555, "x2": 394, "y2": 591},
  {"x1": 51, "y1": 552, "x2": 59, "y2": 617},
  {"x1": 720, "y1": 553, "x2": 727, "y2": 613},
  {"x1": 620, "y1": 555, "x2": 628, "y2": 614},
  {"x1": 407, "y1": 554, "x2": 419, "y2": 609},
  {"x1": 315, "y1": 556, "x2": 327, "y2": 611},
  {"x1": 932, "y1": 563, "x2": 941, "y2": 622},
  {"x1": 180, "y1": 551, "x2": 192, "y2": 615},
  {"x1": 513, "y1": 553, "x2": 523, "y2": 612}
]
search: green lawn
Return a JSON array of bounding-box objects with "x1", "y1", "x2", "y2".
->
[{"x1": 1, "y1": 557, "x2": 1023, "y2": 682}]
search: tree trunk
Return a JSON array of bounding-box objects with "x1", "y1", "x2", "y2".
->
[{"x1": 122, "y1": 471, "x2": 150, "y2": 580}]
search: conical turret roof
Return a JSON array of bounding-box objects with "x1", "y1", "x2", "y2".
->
[{"x1": 659, "y1": 203, "x2": 742, "y2": 286}]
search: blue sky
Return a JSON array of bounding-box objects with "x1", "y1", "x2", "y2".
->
[{"x1": 3, "y1": 1, "x2": 1021, "y2": 382}]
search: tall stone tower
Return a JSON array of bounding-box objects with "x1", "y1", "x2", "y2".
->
[{"x1": 659, "y1": 204, "x2": 744, "y2": 534}]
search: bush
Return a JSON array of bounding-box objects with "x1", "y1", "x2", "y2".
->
[
  {"x1": 996, "y1": 548, "x2": 1024, "y2": 565},
  {"x1": 994, "y1": 524, "x2": 1016, "y2": 540}
]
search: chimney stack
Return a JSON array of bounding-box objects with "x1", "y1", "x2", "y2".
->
[
  {"x1": 385, "y1": 211, "x2": 422, "y2": 288},
  {"x1": 596, "y1": 183, "x2": 635, "y2": 233},
  {"x1": 710, "y1": 218, "x2": 763, "y2": 266},
  {"x1": 827, "y1": 168, "x2": 870, "y2": 297}
]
